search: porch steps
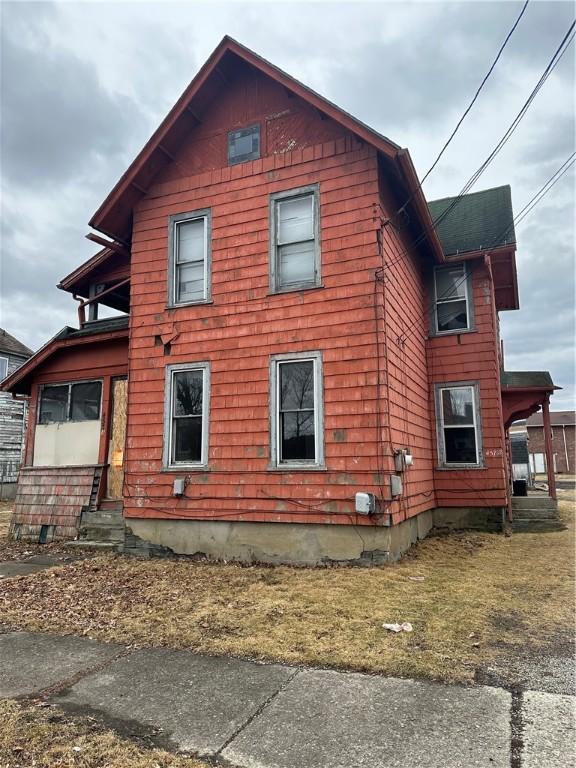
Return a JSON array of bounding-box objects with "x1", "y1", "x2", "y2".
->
[
  {"x1": 72, "y1": 505, "x2": 126, "y2": 551},
  {"x1": 511, "y1": 496, "x2": 565, "y2": 533}
]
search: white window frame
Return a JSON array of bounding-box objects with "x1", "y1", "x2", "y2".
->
[
  {"x1": 163, "y1": 362, "x2": 210, "y2": 470},
  {"x1": 269, "y1": 184, "x2": 321, "y2": 293},
  {"x1": 434, "y1": 382, "x2": 483, "y2": 469},
  {"x1": 432, "y1": 262, "x2": 473, "y2": 335},
  {"x1": 269, "y1": 351, "x2": 324, "y2": 469},
  {"x1": 0, "y1": 356, "x2": 8, "y2": 381},
  {"x1": 167, "y1": 209, "x2": 211, "y2": 308},
  {"x1": 37, "y1": 379, "x2": 103, "y2": 425}
]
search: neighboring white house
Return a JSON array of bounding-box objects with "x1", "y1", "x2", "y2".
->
[{"x1": 0, "y1": 329, "x2": 33, "y2": 496}]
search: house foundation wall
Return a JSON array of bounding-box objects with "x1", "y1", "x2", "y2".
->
[
  {"x1": 432, "y1": 506, "x2": 504, "y2": 532},
  {"x1": 127, "y1": 510, "x2": 437, "y2": 565}
]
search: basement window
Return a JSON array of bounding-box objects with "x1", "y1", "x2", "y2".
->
[
  {"x1": 435, "y1": 383, "x2": 483, "y2": 468},
  {"x1": 168, "y1": 210, "x2": 211, "y2": 307},
  {"x1": 228, "y1": 124, "x2": 260, "y2": 165},
  {"x1": 433, "y1": 263, "x2": 471, "y2": 334},
  {"x1": 163, "y1": 362, "x2": 210, "y2": 468},
  {"x1": 270, "y1": 352, "x2": 324, "y2": 468},
  {"x1": 270, "y1": 185, "x2": 321, "y2": 292},
  {"x1": 38, "y1": 381, "x2": 102, "y2": 424}
]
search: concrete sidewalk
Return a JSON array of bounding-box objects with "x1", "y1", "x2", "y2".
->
[{"x1": 0, "y1": 630, "x2": 574, "y2": 768}]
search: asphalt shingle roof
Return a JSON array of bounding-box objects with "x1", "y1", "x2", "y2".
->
[
  {"x1": 427, "y1": 185, "x2": 516, "y2": 257},
  {"x1": 57, "y1": 316, "x2": 129, "y2": 340},
  {"x1": 0, "y1": 328, "x2": 33, "y2": 358},
  {"x1": 501, "y1": 371, "x2": 555, "y2": 389}
]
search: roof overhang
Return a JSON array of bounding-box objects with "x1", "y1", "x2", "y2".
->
[
  {"x1": 501, "y1": 370, "x2": 560, "y2": 429},
  {"x1": 445, "y1": 244, "x2": 519, "y2": 311},
  {"x1": 89, "y1": 36, "x2": 444, "y2": 262},
  {"x1": 1, "y1": 323, "x2": 129, "y2": 396}
]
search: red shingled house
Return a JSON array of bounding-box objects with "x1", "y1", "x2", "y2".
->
[{"x1": 2, "y1": 38, "x2": 559, "y2": 561}]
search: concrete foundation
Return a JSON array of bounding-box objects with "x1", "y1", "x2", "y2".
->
[
  {"x1": 126, "y1": 511, "x2": 435, "y2": 565},
  {"x1": 432, "y1": 506, "x2": 504, "y2": 532}
]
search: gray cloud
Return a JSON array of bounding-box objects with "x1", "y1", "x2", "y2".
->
[{"x1": 0, "y1": 2, "x2": 144, "y2": 188}]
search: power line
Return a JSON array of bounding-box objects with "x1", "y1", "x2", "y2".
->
[
  {"x1": 405, "y1": 0, "x2": 530, "y2": 204},
  {"x1": 396, "y1": 150, "x2": 576, "y2": 345},
  {"x1": 385, "y1": 18, "x2": 575, "y2": 272}
]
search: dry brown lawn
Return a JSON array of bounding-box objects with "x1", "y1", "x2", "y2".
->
[
  {"x1": 0, "y1": 492, "x2": 573, "y2": 684},
  {"x1": 0, "y1": 699, "x2": 207, "y2": 768}
]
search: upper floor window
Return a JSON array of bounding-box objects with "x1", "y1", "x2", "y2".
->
[
  {"x1": 163, "y1": 363, "x2": 210, "y2": 468},
  {"x1": 38, "y1": 381, "x2": 102, "y2": 425},
  {"x1": 270, "y1": 351, "x2": 324, "y2": 468},
  {"x1": 435, "y1": 383, "x2": 482, "y2": 467},
  {"x1": 270, "y1": 185, "x2": 320, "y2": 293},
  {"x1": 228, "y1": 124, "x2": 260, "y2": 165},
  {"x1": 0, "y1": 357, "x2": 7, "y2": 381},
  {"x1": 168, "y1": 210, "x2": 211, "y2": 307},
  {"x1": 433, "y1": 263, "x2": 471, "y2": 334}
]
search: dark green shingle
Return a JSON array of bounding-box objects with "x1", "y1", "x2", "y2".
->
[
  {"x1": 501, "y1": 370, "x2": 555, "y2": 389},
  {"x1": 428, "y1": 185, "x2": 516, "y2": 256}
]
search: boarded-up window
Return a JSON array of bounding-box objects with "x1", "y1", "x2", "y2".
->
[{"x1": 228, "y1": 124, "x2": 260, "y2": 165}]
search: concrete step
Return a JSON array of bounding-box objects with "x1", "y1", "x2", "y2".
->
[
  {"x1": 512, "y1": 520, "x2": 566, "y2": 533},
  {"x1": 68, "y1": 540, "x2": 123, "y2": 551},
  {"x1": 512, "y1": 496, "x2": 557, "y2": 510},
  {"x1": 79, "y1": 526, "x2": 125, "y2": 543},
  {"x1": 511, "y1": 508, "x2": 559, "y2": 520},
  {"x1": 82, "y1": 511, "x2": 124, "y2": 527}
]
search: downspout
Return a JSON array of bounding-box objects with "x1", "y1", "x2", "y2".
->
[{"x1": 73, "y1": 294, "x2": 86, "y2": 327}]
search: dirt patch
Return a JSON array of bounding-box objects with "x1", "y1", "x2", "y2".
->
[{"x1": 0, "y1": 699, "x2": 208, "y2": 767}]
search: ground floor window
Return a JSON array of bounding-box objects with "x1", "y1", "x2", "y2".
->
[
  {"x1": 38, "y1": 381, "x2": 102, "y2": 424},
  {"x1": 164, "y1": 362, "x2": 210, "y2": 468},
  {"x1": 435, "y1": 383, "x2": 482, "y2": 467},
  {"x1": 270, "y1": 351, "x2": 324, "y2": 467}
]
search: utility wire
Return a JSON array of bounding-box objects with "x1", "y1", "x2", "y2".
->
[
  {"x1": 400, "y1": 0, "x2": 530, "y2": 212},
  {"x1": 395, "y1": 150, "x2": 576, "y2": 345},
  {"x1": 386, "y1": 18, "x2": 575, "y2": 272}
]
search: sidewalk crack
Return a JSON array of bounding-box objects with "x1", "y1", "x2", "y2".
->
[{"x1": 214, "y1": 668, "x2": 300, "y2": 763}]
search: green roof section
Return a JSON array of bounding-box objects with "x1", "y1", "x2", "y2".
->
[
  {"x1": 428, "y1": 185, "x2": 516, "y2": 257},
  {"x1": 501, "y1": 370, "x2": 556, "y2": 390}
]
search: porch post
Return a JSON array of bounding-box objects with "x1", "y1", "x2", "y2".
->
[{"x1": 542, "y1": 395, "x2": 556, "y2": 500}]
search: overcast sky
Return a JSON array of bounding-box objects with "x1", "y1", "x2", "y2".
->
[{"x1": 1, "y1": 0, "x2": 574, "y2": 408}]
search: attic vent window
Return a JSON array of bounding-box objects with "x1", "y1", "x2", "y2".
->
[{"x1": 228, "y1": 124, "x2": 260, "y2": 165}]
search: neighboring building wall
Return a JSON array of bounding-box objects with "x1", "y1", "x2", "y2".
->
[
  {"x1": 0, "y1": 353, "x2": 28, "y2": 485},
  {"x1": 126, "y1": 75, "x2": 398, "y2": 532},
  {"x1": 527, "y1": 424, "x2": 574, "y2": 474},
  {"x1": 426, "y1": 258, "x2": 508, "y2": 509}
]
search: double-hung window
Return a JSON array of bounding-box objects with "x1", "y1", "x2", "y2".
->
[
  {"x1": 435, "y1": 383, "x2": 482, "y2": 467},
  {"x1": 0, "y1": 357, "x2": 8, "y2": 381},
  {"x1": 169, "y1": 210, "x2": 211, "y2": 306},
  {"x1": 270, "y1": 185, "x2": 320, "y2": 292},
  {"x1": 433, "y1": 263, "x2": 471, "y2": 333},
  {"x1": 164, "y1": 363, "x2": 209, "y2": 468},
  {"x1": 270, "y1": 352, "x2": 324, "y2": 467},
  {"x1": 38, "y1": 381, "x2": 102, "y2": 424}
]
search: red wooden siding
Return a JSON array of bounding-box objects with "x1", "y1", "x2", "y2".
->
[{"x1": 427, "y1": 260, "x2": 508, "y2": 507}]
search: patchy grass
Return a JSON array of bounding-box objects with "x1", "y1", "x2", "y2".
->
[
  {"x1": 0, "y1": 493, "x2": 573, "y2": 684},
  {"x1": 0, "y1": 699, "x2": 207, "y2": 768}
]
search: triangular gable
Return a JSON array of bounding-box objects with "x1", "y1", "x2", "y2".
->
[{"x1": 89, "y1": 36, "x2": 444, "y2": 262}]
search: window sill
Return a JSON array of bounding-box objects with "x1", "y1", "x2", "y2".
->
[
  {"x1": 435, "y1": 464, "x2": 485, "y2": 471},
  {"x1": 166, "y1": 299, "x2": 213, "y2": 310},
  {"x1": 429, "y1": 326, "x2": 477, "y2": 339},
  {"x1": 162, "y1": 465, "x2": 210, "y2": 473},
  {"x1": 268, "y1": 284, "x2": 324, "y2": 297},
  {"x1": 267, "y1": 463, "x2": 327, "y2": 472}
]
